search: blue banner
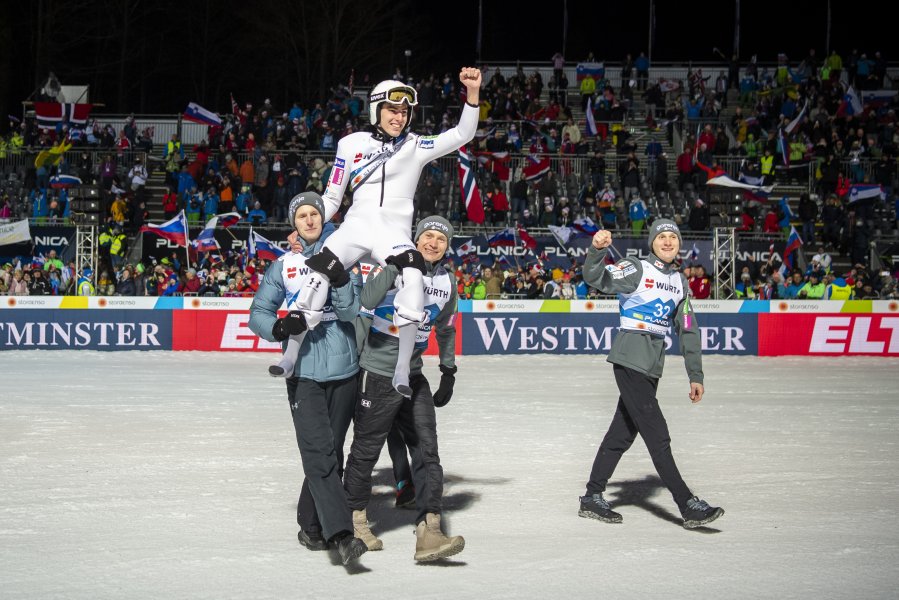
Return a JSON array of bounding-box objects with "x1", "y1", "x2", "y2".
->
[
  {"x1": 0, "y1": 310, "x2": 172, "y2": 351},
  {"x1": 461, "y1": 312, "x2": 757, "y2": 355}
]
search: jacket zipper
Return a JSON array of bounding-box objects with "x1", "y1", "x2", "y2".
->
[{"x1": 379, "y1": 163, "x2": 386, "y2": 207}]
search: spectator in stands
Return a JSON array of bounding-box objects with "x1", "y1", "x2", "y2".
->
[
  {"x1": 628, "y1": 196, "x2": 648, "y2": 234},
  {"x1": 544, "y1": 268, "x2": 563, "y2": 298},
  {"x1": 687, "y1": 198, "x2": 710, "y2": 231},
  {"x1": 248, "y1": 200, "x2": 267, "y2": 226},
  {"x1": 180, "y1": 268, "x2": 202, "y2": 295},
  {"x1": 689, "y1": 265, "x2": 712, "y2": 299},
  {"x1": 619, "y1": 154, "x2": 641, "y2": 201},
  {"x1": 510, "y1": 172, "x2": 530, "y2": 221},
  {"x1": 820, "y1": 194, "x2": 843, "y2": 251},
  {"x1": 798, "y1": 271, "x2": 825, "y2": 299},
  {"x1": 520, "y1": 208, "x2": 537, "y2": 228},
  {"x1": 676, "y1": 148, "x2": 694, "y2": 191},
  {"x1": 28, "y1": 268, "x2": 51, "y2": 296},
  {"x1": 487, "y1": 183, "x2": 509, "y2": 225},
  {"x1": 7, "y1": 268, "x2": 28, "y2": 295},
  {"x1": 115, "y1": 267, "x2": 136, "y2": 296}
]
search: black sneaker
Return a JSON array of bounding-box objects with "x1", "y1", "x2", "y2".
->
[
  {"x1": 395, "y1": 481, "x2": 416, "y2": 509},
  {"x1": 578, "y1": 493, "x2": 623, "y2": 523},
  {"x1": 681, "y1": 496, "x2": 725, "y2": 529},
  {"x1": 297, "y1": 528, "x2": 328, "y2": 551},
  {"x1": 333, "y1": 533, "x2": 368, "y2": 565}
]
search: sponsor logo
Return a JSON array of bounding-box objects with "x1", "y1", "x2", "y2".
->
[
  {"x1": 354, "y1": 153, "x2": 363, "y2": 163},
  {"x1": 418, "y1": 138, "x2": 435, "y2": 149},
  {"x1": 472, "y1": 317, "x2": 618, "y2": 352},
  {"x1": 0, "y1": 321, "x2": 162, "y2": 348},
  {"x1": 334, "y1": 158, "x2": 346, "y2": 168},
  {"x1": 331, "y1": 167, "x2": 344, "y2": 186},
  {"x1": 423, "y1": 286, "x2": 450, "y2": 300},
  {"x1": 700, "y1": 326, "x2": 745, "y2": 351},
  {"x1": 654, "y1": 281, "x2": 679, "y2": 292},
  {"x1": 361, "y1": 399, "x2": 372, "y2": 408},
  {"x1": 287, "y1": 267, "x2": 297, "y2": 279},
  {"x1": 644, "y1": 278, "x2": 655, "y2": 288},
  {"x1": 809, "y1": 316, "x2": 899, "y2": 354},
  {"x1": 369, "y1": 92, "x2": 387, "y2": 102},
  {"x1": 653, "y1": 260, "x2": 665, "y2": 269},
  {"x1": 34, "y1": 236, "x2": 70, "y2": 246},
  {"x1": 218, "y1": 314, "x2": 285, "y2": 350}
]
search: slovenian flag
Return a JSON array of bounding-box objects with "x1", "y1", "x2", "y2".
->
[
  {"x1": 575, "y1": 62, "x2": 605, "y2": 82},
  {"x1": 140, "y1": 210, "x2": 189, "y2": 247},
  {"x1": 49, "y1": 174, "x2": 82, "y2": 188},
  {"x1": 847, "y1": 184, "x2": 885, "y2": 204},
  {"x1": 183, "y1": 102, "x2": 222, "y2": 127},
  {"x1": 486, "y1": 228, "x2": 516, "y2": 247},
  {"x1": 837, "y1": 86, "x2": 863, "y2": 117},
  {"x1": 780, "y1": 225, "x2": 803, "y2": 277},
  {"x1": 573, "y1": 216, "x2": 599, "y2": 236},
  {"x1": 192, "y1": 216, "x2": 220, "y2": 253},
  {"x1": 216, "y1": 212, "x2": 242, "y2": 228},
  {"x1": 458, "y1": 149, "x2": 485, "y2": 224},
  {"x1": 248, "y1": 229, "x2": 286, "y2": 261}
]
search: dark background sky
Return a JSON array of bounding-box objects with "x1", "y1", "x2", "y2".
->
[{"x1": 1, "y1": 0, "x2": 894, "y2": 124}]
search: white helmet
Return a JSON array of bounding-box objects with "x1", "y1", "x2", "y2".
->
[{"x1": 368, "y1": 79, "x2": 418, "y2": 133}]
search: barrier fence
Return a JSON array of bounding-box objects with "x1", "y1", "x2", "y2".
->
[{"x1": 2, "y1": 297, "x2": 897, "y2": 356}]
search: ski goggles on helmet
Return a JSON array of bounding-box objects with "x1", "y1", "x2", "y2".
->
[{"x1": 370, "y1": 86, "x2": 418, "y2": 107}]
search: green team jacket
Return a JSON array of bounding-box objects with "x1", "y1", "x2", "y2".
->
[
  {"x1": 355, "y1": 262, "x2": 457, "y2": 378},
  {"x1": 583, "y1": 246, "x2": 704, "y2": 384}
]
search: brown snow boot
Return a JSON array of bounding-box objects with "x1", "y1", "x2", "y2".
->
[
  {"x1": 352, "y1": 509, "x2": 383, "y2": 551},
  {"x1": 414, "y1": 513, "x2": 465, "y2": 562}
]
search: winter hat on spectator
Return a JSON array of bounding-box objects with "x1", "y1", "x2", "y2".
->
[
  {"x1": 522, "y1": 209, "x2": 531, "y2": 217},
  {"x1": 287, "y1": 192, "x2": 325, "y2": 228},
  {"x1": 414, "y1": 215, "x2": 454, "y2": 243},
  {"x1": 647, "y1": 218, "x2": 682, "y2": 250}
]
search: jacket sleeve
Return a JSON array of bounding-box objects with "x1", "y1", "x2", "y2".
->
[
  {"x1": 582, "y1": 246, "x2": 642, "y2": 295},
  {"x1": 321, "y1": 137, "x2": 353, "y2": 222},
  {"x1": 434, "y1": 285, "x2": 458, "y2": 369},
  {"x1": 415, "y1": 103, "x2": 479, "y2": 163},
  {"x1": 360, "y1": 264, "x2": 400, "y2": 310},
  {"x1": 673, "y1": 274, "x2": 704, "y2": 384},
  {"x1": 331, "y1": 267, "x2": 362, "y2": 322},
  {"x1": 248, "y1": 262, "x2": 285, "y2": 343}
]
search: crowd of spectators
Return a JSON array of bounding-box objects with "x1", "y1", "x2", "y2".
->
[{"x1": 2, "y1": 50, "x2": 898, "y2": 299}]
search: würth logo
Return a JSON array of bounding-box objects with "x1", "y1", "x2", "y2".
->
[
  {"x1": 644, "y1": 278, "x2": 655, "y2": 288},
  {"x1": 287, "y1": 267, "x2": 297, "y2": 279}
]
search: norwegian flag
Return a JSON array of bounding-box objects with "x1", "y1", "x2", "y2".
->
[
  {"x1": 522, "y1": 154, "x2": 551, "y2": 181},
  {"x1": 230, "y1": 93, "x2": 246, "y2": 125},
  {"x1": 458, "y1": 148, "x2": 485, "y2": 224},
  {"x1": 33, "y1": 102, "x2": 93, "y2": 126},
  {"x1": 517, "y1": 226, "x2": 537, "y2": 250},
  {"x1": 476, "y1": 151, "x2": 511, "y2": 181}
]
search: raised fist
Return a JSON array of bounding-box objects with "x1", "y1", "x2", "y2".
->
[{"x1": 592, "y1": 230, "x2": 613, "y2": 250}]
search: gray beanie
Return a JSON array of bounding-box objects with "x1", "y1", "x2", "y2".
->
[
  {"x1": 647, "y1": 218, "x2": 682, "y2": 249},
  {"x1": 287, "y1": 192, "x2": 326, "y2": 227},
  {"x1": 414, "y1": 215, "x2": 454, "y2": 242}
]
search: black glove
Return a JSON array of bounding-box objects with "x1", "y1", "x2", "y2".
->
[
  {"x1": 272, "y1": 311, "x2": 307, "y2": 341},
  {"x1": 433, "y1": 364, "x2": 457, "y2": 408},
  {"x1": 305, "y1": 247, "x2": 349, "y2": 287},
  {"x1": 386, "y1": 249, "x2": 427, "y2": 275}
]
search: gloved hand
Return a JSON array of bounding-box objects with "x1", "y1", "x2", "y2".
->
[
  {"x1": 386, "y1": 249, "x2": 427, "y2": 275},
  {"x1": 432, "y1": 364, "x2": 457, "y2": 407},
  {"x1": 272, "y1": 311, "x2": 307, "y2": 341},
  {"x1": 305, "y1": 247, "x2": 349, "y2": 287}
]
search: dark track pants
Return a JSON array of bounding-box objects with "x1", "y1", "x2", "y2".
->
[
  {"x1": 344, "y1": 370, "x2": 443, "y2": 524},
  {"x1": 287, "y1": 376, "x2": 356, "y2": 540},
  {"x1": 586, "y1": 364, "x2": 693, "y2": 511}
]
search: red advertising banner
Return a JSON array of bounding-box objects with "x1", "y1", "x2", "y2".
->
[
  {"x1": 759, "y1": 314, "x2": 899, "y2": 356},
  {"x1": 171, "y1": 310, "x2": 461, "y2": 355}
]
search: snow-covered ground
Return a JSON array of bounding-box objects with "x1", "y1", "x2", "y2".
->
[{"x1": 2, "y1": 352, "x2": 897, "y2": 600}]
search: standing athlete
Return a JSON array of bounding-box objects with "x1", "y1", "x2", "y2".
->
[
  {"x1": 579, "y1": 219, "x2": 725, "y2": 529},
  {"x1": 270, "y1": 68, "x2": 481, "y2": 399}
]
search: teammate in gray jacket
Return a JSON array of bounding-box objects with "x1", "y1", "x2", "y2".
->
[
  {"x1": 578, "y1": 219, "x2": 725, "y2": 529},
  {"x1": 249, "y1": 192, "x2": 367, "y2": 565},
  {"x1": 344, "y1": 215, "x2": 465, "y2": 562}
]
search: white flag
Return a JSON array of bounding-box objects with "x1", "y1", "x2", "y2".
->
[{"x1": 0, "y1": 219, "x2": 31, "y2": 246}]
